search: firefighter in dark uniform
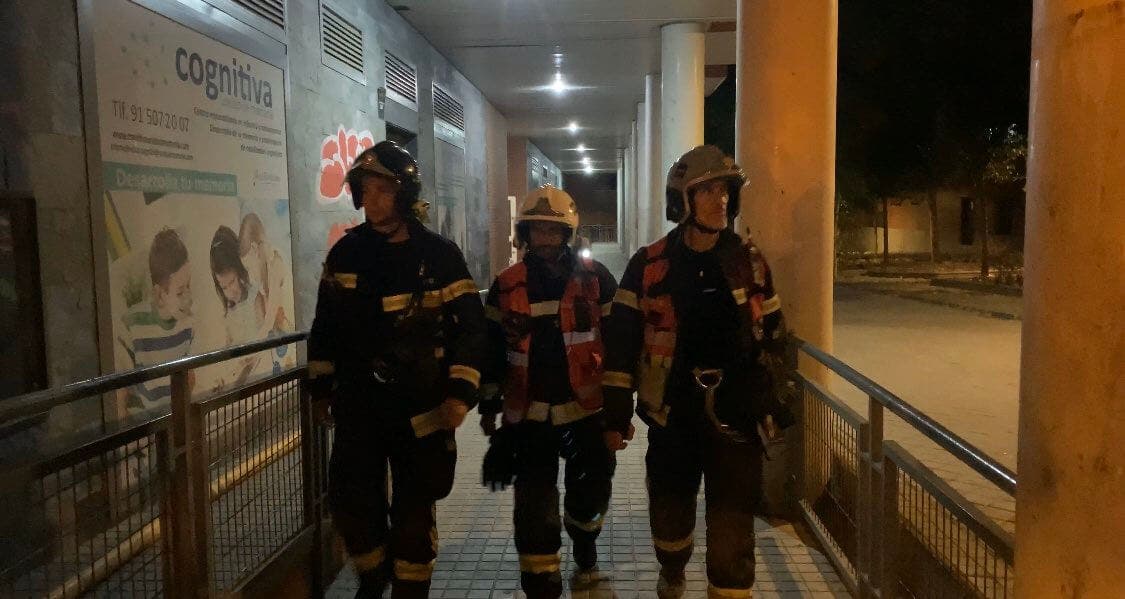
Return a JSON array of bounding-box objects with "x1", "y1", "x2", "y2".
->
[
  {"x1": 479, "y1": 185, "x2": 624, "y2": 597},
  {"x1": 307, "y1": 141, "x2": 487, "y2": 598},
  {"x1": 601, "y1": 146, "x2": 792, "y2": 599}
]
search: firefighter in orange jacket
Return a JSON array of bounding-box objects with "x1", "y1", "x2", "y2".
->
[
  {"x1": 479, "y1": 186, "x2": 623, "y2": 597},
  {"x1": 601, "y1": 146, "x2": 792, "y2": 598}
]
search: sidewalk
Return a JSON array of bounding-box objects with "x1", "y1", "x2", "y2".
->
[
  {"x1": 325, "y1": 421, "x2": 849, "y2": 598},
  {"x1": 859, "y1": 261, "x2": 981, "y2": 279},
  {"x1": 836, "y1": 273, "x2": 1022, "y2": 320}
]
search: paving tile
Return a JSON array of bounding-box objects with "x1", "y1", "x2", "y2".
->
[{"x1": 324, "y1": 421, "x2": 849, "y2": 597}]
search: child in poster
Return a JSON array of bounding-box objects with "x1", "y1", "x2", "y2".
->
[{"x1": 116, "y1": 227, "x2": 195, "y2": 413}]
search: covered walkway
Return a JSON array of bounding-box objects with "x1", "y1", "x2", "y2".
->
[{"x1": 1, "y1": 0, "x2": 1121, "y2": 596}]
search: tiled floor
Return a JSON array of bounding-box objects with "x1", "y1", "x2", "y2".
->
[{"x1": 325, "y1": 420, "x2": 850, "y2": 598}]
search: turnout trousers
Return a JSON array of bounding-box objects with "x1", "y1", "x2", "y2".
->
[
  {"x1": 513, "y1": 416, "x2": 616, "y2": 598},
  {"x1": 646, "y1": 418, "x2": 763, "y2": 597},
  {"x1": 328, "y1": 409, "x2": 457, "y2": 598}
]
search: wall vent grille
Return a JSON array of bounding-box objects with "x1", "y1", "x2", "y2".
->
[
  {"x1": 232, "y1": 0, "x2": 285, "y2": 29},
  {"x1": 321, "y1": 4, "x2": 364, "y2": 81},
  {"x1": 432, "y1": 84, "x2": 465, "y2": 132},
  {"x1": 384, "y1": 52, "x2": 418, "y2": 107}
]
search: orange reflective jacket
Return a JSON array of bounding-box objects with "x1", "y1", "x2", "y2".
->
[
  {"x1": 612, "y1": 232, "x2": 782, "y2": 426},
  {"x1": 495, "y1": 259, "x2": 605, "y2": 424}
]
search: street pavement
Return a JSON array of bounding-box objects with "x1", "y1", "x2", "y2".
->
[{"x1": 832, "y1": 283, "x2": 1019, "y2": 531}]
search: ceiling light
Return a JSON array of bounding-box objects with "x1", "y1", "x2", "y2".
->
[
  {"x1": 550, "y1": 72, "x2": 567, "y2": 95},
  {"x1": 581, "y1": 155, "x2": 591, "y2": 164},
  {"x1": 568, "y1": 121, "x2": 579, "y2": 134},
  {"x1": 576, "y1": 144, "x2": 587, "y2": 153},
  {"x1": 584, "y1": 165, "x2": 594, "y2": 174}
]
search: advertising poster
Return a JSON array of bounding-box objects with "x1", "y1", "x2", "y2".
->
[{"x1": 93, "y1": 0, "x2": 295, "y2": 415}]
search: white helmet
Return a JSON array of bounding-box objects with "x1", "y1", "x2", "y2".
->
[
  {"x1": 665, "y1": 145, "x2": 745, "y2": 224},
  {"x1": 515, "y1": 185, "x2": 579, "y2": 245}
]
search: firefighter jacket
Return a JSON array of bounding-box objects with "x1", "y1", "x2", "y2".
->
[
  {"x1": 601, "y1": 226, "x2": 787, "y2": 434},
  {"x1": 481, "y1": 249, "x2": 617, "y2": 426},
  {"x1": 307, "y1": 220, "x2": 487, "y2": 438}
]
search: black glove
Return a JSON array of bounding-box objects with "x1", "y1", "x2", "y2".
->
[
  {"x1": 481, "y1": 425, "x2": 517, "y2": 491},
  {"x1": 477, "y1": 383, "x2": 503, "y2": 417},
  {"x1": 559, "y1": 421, "x2": 614, "y2": 482}
]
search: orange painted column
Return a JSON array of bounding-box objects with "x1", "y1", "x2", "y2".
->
[
  {"x1": 734, "y1": 0, "x2": 838, "y2": 368},
  {"x1": 1016, "y1": 1, "x2": 1125, "y2": 596}
]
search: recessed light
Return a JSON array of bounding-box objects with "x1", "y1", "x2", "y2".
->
[
  {"x1": 568, "y1": 121, "x2": 579, "y2": 134},
  {"x1": 550, "y1": 72, "x2": 568, "y2": 95},
  {"x1": 584, "y1": 165, "x2": 594, "y2": 174},
  {"x1": 577, "y1": 144, "x2": 587, "y2": 153}
]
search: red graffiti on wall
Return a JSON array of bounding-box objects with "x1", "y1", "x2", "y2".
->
[{"x1": 318, "y1": 126, "x2": 375, "y2": 204}]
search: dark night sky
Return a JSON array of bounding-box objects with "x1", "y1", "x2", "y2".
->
[{"x1": 563, "y1": 172, "x2": 617, "y2": 219}]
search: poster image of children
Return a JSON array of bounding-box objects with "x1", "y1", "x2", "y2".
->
[
  {"x1": 115, "y1": 227, "x2": 195, "y2": 414},
  {"x1": 208, "y1": 225, "x2": 264, "y2": 391},
  {"x1": 238, "y1": 212, "x2": 296, "y2": 373}
]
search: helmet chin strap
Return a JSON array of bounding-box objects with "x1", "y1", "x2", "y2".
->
[{"x1": 688, "y1": 215, "x2": 724, "y2": 235}]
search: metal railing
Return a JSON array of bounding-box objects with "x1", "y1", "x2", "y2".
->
[
  {"x1": 790, "y1": 337, "x2": 1016, "y2": 598},
  {"x1": 0, "y1": 332, "x2": 336, "y2": 598},
  {"x1": 577, "y1": 224, "x2": 617, "y2": 243}
]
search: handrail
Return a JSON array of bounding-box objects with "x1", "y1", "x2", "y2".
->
[
  {"x1": 882, "y1": 441, "x2": 1015, "y2": 563},
  {"x1": 0, "y1": 414, "x2": 171, "y2": 489},
  {"x1": 794, "y1": 336, "x2": 1017, "y2": 496},
  {"x1": 0, "y1": 331, "x2": 309, "y2": 425}
]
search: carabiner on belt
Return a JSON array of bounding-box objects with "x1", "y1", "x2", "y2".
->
[{"x1": 691, "y1": 367, "x2": 749, "y2": 444}]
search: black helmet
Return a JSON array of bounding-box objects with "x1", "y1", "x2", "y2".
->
[
  {"x1": 665, "y1": 145, "x2": 746, "y2": 224},
  {"x1": 346, "y1": 140, "x2": 422, "y2": 213}
]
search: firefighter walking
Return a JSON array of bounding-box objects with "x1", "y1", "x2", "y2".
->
[
  {"x1": 479, "y1": 186, "x2": 626, "y2": 598},
  {"x1": 307, "y1": 141, "x2": 487, "y2": 598},
  {"x1": 601, "y1": 146, "x2": 793, "y2": 598}
]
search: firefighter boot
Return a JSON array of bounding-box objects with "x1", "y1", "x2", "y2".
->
[
  {"x1": 569, "y1": 538, "x2": 602, "y2": 589},
  {"x1": 657, "y1": 569, "x2": 687, "y2": 599},
  {"x1": 355, "y1": 568, "x2": 388, "y2": 599},
  {"x1": 573, "y1": 537, "x2": 597, "y2": 568}
]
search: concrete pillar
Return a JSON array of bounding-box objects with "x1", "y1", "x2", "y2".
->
[
  {"x1": 628, "y1": 120, "x2": 639, "y2": 255},
  {"x1": 622, "y1": 135, "x2": 634, "y2": 256},
  {"x1": 635, "y1": 101, "x2": 651, "y2": 247},
  {"x1": 1015, "y1": 2, "x2": 1125, "y2": 595},
  {"x1": 506, "y1": 136, "x2": 529, "y2": 200},
  {"x1": 735, "y1": 0, "x2": 837, "y2": 364},
  {"x1": 644, "y1": 73, "x2": 664, "y2": 242},
  {"x1": 620, "y1": 153, "x2": 629, "y2": 256},
  {"x1": 616, "y1": 149, "x2": 625, "y2": 252},
  {"x1": 660, "y1": 21, "x2": 705, "y2": 238}
]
